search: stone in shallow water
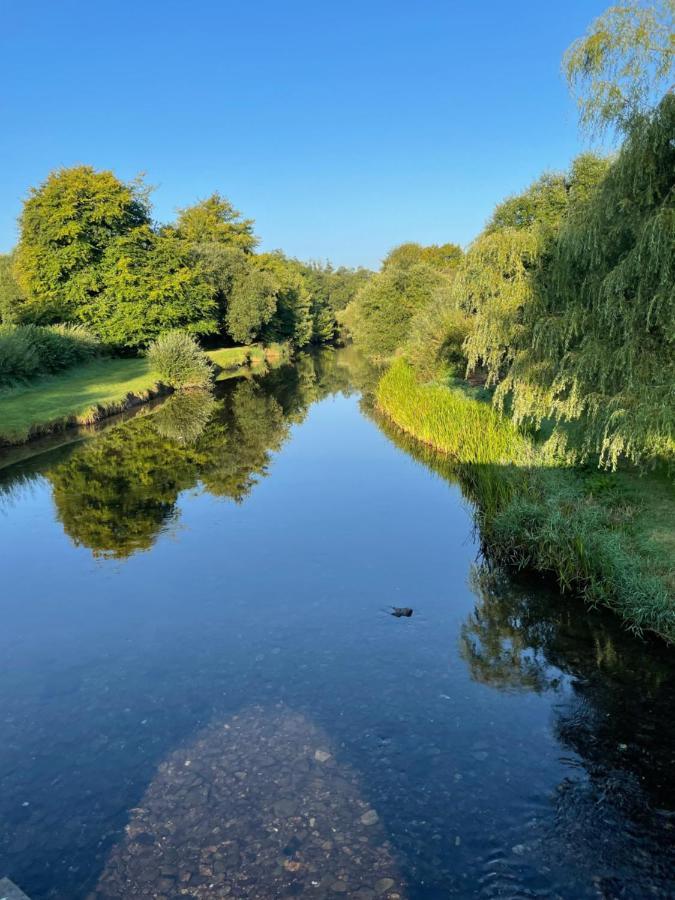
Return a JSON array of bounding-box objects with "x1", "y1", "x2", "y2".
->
[
  {"x1": 0, "y1": 879, "x2": 32, "y2": 900},
  {"x1": 314, "y1": 749, "x2": 332, "y2": 763},
  {"x1": 360, "y1": 809, "x2": 380, "y2": 826}
]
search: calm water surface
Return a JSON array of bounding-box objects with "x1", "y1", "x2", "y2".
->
[{"x1": 0, "y1": 351, "x2": 673, "y2": 900}]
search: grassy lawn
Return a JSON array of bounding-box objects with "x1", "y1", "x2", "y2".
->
[
  {"x1": 0, "y1": 357, "x2": 160, "y2": 444},
  {"x1": 0, "y1": 344, "x2": 283, "y2": 445},
  {"x1": 208, "y1": 345, "x2": 266, "y2": 369}
]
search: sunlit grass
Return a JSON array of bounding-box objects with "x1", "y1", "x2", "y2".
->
[{"x1": 0, "y1": 357, "x2": 161, "y2": 444}]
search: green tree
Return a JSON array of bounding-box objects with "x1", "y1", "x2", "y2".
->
[
  {"x1": 383, "y1": 242, "x2": 463, "y2": 274},
  {"x1": 457, "y1": 159, "x2": 610, "y2": 389},
  {"x1": 347, "y1": 262, "x2": 448, "y2": 360},
  {"x1": 564, "y1": 0, "x2": 675, "y2": 135},
  {"x1": 516, "y1": 95, "x2": 675, "y2": 467},
  {"x1": 80, "y1": 227, "x2": 218, "y2": 347},
  {"x1": 0, "y1": 253, "x2": 25, "y2": 323},
  {"x1": 226, "y1": 265, "x2": 278, "y2": 344},
  {"x1": 174, "y1": 193, "x2": 258, "y2": 252},
  {"x1": 258, "y1": 253, "x2": 313, "y2": 348},
  {"x1": 14, "y1": 166, "x2": 150, "y2": 321}
]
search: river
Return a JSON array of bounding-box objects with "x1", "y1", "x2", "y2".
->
[{"x1": 0, "y1": 350, "x2": 673, "y2": 900}]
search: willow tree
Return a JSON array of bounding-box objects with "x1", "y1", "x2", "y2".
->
[
  {"x1": 564, "y1": 0, "x2": 675, "y2": 136},
  {"x1": 457, "y1": 164, "x2": 608, "y2": 390},
  {"x1": 519, "y1": 95, "x2": 675, "y2": 467}
]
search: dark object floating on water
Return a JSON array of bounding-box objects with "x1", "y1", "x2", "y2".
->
[{"x1": 390, "y1": 607, "x2": 413, "y2": 618}]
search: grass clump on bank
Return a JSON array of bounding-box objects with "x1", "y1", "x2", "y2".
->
[
  {"x1": 0, "y1": 323, "x2": 101, "y2": 387},
  {"x1": 147, "y1": 331, "x2": 214, "y2": 389},
  {"x1": 376, "y1": 359, "x2": 674, "y2": 643}
]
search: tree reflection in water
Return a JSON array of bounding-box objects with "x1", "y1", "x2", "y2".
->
[
  {"x1": 0, "y1": 350, "x2": 365, "y2": 560},
  {"x1": 460, "y1": 565, "x2": 675, "y2": 892}
]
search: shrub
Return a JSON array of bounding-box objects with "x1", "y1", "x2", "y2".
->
[
  {"x1": 405, "y1": 290, "x2": 472, "y2": 380},
  {"x1": 0, "y1": 323, "x2": 100, "y2": 387},
  {"x1": 147, "y1": 331, "x2": 214, "y2": 389}
]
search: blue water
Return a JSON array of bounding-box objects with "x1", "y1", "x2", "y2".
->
[{"x1": 0, "y1": 352, "x2": 673, "y2": 899}]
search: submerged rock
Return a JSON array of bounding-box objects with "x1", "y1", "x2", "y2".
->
[
  {"x1": 93, "y1": 705, "x2": 406, "y2": 899},
  {"x1": 390, "y1": 608, "x2": 413, "y2": 618}
]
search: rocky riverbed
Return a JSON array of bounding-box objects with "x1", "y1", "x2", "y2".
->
[{"x1": 91, "y1": 706, "x2": 406, "y2": 899}]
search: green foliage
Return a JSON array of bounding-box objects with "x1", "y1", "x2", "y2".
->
[
  {"x1": 377, "y1": 359, "x2": 530, "y2": 465},
  {"x1": 14, "y1": 166, "x2": 150, "y2": 320},
  {"x1": 298, "y1": 262, "x2": 373, "y2": 313},
  {"x1": 404, "y1": 289, "x2": 473, "y2": 380},
  {"x1": 226, "y1": 265, "x2": 278, "y2": 344},
  {"x1": 347, "y1": 262, "x2": 449, "y2": 361},
  {"x1": 564, "y1": 0, "x2": 675, "y2": 135},
  {"x1": 504, "y1": 95, "x2": 675, "y2": 467},
  {"x1": 383, "y1": 242, "x2": 463, "y2": 273},
  {"x1": 0, "y1": 323, "x2": 100, "y2": 387},
  {"x1": 0, "y1": 254, "x2": 25, "y2": 324},
  {"x1": 258, "y1": 254, "x2": 313, "y2": 348},
  {"x1": 174, "y1": 193, "x2": 258, "y2": 252},
  {"x1": 485, "y1": 173, "x2": 569, "y2": 235},
  {"x1": 146, "y1": 330, "x2": 214, "y2": 389},
  {"x1": 84, "y1": 227, "x2": 218, "y2": 347},
  {"x1": 463, "y1": 166, "x2": 608, "y2": 389},
  {"x1": 188, "y1": 242, "x2": 248, "y2": 329}
]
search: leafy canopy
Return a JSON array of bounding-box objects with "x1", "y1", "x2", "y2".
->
[
  {"x1": 174, "y1": 193, "x2": 258, "y2": 252},
  {"x1": 564, "y1": 0, "x2": 675, "y2": 135},
  {"x1": 14, "y1": 166, "x2": 150, "y2": 321}
]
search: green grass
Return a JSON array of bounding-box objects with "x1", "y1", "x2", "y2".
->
[
  {"x1": 208, "y1": 343, "x2": 290, "y2": 381},
  {"x1": 0, "y1": 343, "x2": 293, "y2": 445},
  {"x1": 376, "y1": 358, "x2": 674, "y2": 642},
  {"x1": 208, "y1": 345, "x2": 265, "y2": 369},
  {"x1": 0, "y1": 357, "x2": 162, "y2": 444}
]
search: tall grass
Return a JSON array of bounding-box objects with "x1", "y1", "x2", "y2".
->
[
  {"x1": 375, "y1": 358, "x2": 674, "y2": 642},
  {"x1": 377, "y1": 358, "x2": 531, "y2": 466},
  {"x1": 146, "y1": 331, "x2": 214, "y2": 389},
  {"x1": 0, "y1": 323, "x2": 101, "y2": 388}
]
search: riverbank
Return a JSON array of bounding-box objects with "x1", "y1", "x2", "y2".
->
[
  {"x1": 0, "y1": 343, "x2": 285, "y2": 447},
  {"x1": 376, "y1": 359, "x2": 674, "y2": 643}
]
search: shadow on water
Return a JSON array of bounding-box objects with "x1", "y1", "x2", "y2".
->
[{"x1": 0, "y1": 348, "x2": 673, "y2": 899}]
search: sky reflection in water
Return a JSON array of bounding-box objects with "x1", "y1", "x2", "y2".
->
[{"x1": 0, "y1": 350, "x2": 673, "y2": 900}]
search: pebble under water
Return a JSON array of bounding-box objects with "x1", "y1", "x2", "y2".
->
[{"x1": 0, "y1": 350, "x2": 673, "y2": 900}]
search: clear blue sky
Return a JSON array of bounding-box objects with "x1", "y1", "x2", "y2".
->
[{"x1": 2, "y1": 0, "x2": 608, "y2": 269}]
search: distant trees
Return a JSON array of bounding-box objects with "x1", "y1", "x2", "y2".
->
[{"x1": 341, "y1": 242, "x2": 463, "y2": 362}]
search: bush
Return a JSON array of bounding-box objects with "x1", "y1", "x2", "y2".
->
[
  {"x1": 0, "y1": 323, "x2": 100, "y2": 387},
  {"x1": 146, "y1": 331, "x2": 214, "y2": 389},
  {"x1": 405, "y1": 290, "x2": 472, "y2": 380}
]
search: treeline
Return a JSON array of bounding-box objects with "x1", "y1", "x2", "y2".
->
[
  {"x1": 346, "y1": 90, "x2": 673, "y2": 469},
  {"x1": 0, "y1": 168, "x2": 371, "y2": 351}
]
